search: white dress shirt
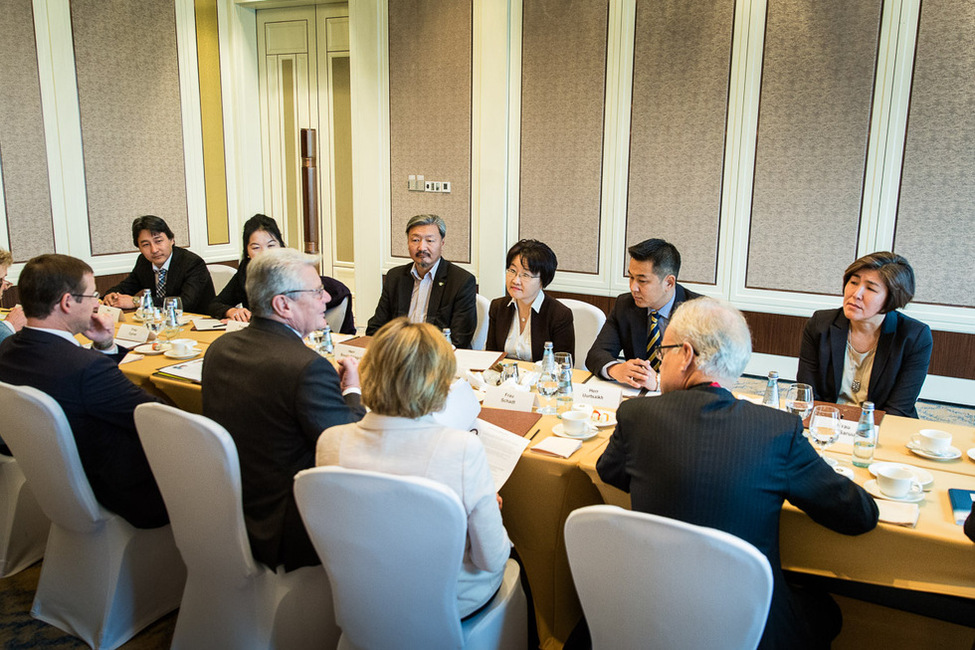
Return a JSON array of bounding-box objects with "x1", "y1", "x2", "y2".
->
[{"x1": 408, "y1": 258, "x2": 441, "y2": 324}]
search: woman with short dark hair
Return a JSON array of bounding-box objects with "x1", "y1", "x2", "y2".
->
[
  {"x1": 485, "y1": 239, "x2": 574, "y2": 361},
  {"x1": 797, "y1": 252, "x2": 932, "y2": 417}
]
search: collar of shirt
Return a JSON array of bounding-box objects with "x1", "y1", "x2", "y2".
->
[
  {"x1": 153, "y1": 251, "x2": 174, "y2": 274},
  {"x1": 410, "y1": 257, "x2": 441, "y2": 283},
  {"x1": 648, "y1": 289, "x2": 677, "y2": 319},
  {"x1": 507, "y1": 288, "x2": 545, "y2": 314}
]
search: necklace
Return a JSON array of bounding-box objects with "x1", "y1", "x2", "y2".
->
[{"x1": 846, "y1": 336, "x2": 875, "y2": 393}]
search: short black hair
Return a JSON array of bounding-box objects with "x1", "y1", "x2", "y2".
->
[
  {"x1": 131, "y1": 215, "x2": 175, "y2": 247},
  {"x1": 843, "y1": 251, "x2": 916, "y2": 312},
  {"x1": 240, "y1": 214, "x2": 285, "y2": 265},
  {"x1": 506, "y1": 239, "x2": 558, "y2": 287},
  {"x1": 627, "y1": 238, "x2": 681, "y2": 280},
  {"x1": 19, "y1": 254, "x2": 91, "y2": 319}
]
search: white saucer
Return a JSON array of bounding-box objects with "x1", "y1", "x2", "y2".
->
[
  {"x1": 863, "y1": 479, "x2": 924, "y2": 503},
  {"x1": 906, "y1": 443, "x2": 962, "y2": 461},
  {"x1": 133, "y1": 343, "x2": 169, "y2": 355},
  {"x1": 832, "y1": 465, "x2": 854, "y2": 479},
  {"x1": 868, "y1": 462, "x2": 933, "y2": 491},
  {"x1": 590, "y1": 409, "x2": 617, "y2": 428},
  {"x1": 164, "y1": 348, "x2": 201, "y2": 360},
  {"x1": 552, "y1": 423, "x2": 597, "y2": 441},
  {"x1": 968, "y1": 448, "x2": 975, "y2": 462}
]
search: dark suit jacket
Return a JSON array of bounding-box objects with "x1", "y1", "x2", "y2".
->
[
  {"x1": 485, "y1": 293, "x2": 574, "y2": 362},
  {"x1": 597, "y1": 385, "x2": 878, "y2": 649},
  {"x1": 108, "y1": 245, "x2": 215, "y2": 314},
  {"x1": 797, "y1": 308, "x2": 933, "y2": 418},
  {"x1": 201, "y1": 317, "x2": 365, "y2": 571},
  {"x1": 365, "y1": 259, "x2": 477, "y2": 348},
  {"x1": 585, "y1": 284, "x2": 702, "y2": 374},
  {"x1": 207, "y1": 263, "x2": 355, "y2": 334},
  {"x1": 0, "y1": 328, "x2": 167, "y2": 528}
]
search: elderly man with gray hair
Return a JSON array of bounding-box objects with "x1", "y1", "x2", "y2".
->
[
  {"x1": 202, "y1": 248, "x2": 365, "y2": 572},
  {"x1": 366, "y1": 213, "x2": 477, "y2": 347},
  {"x1": 594, "y1": 297, "x2": 878, "y2": 650}
]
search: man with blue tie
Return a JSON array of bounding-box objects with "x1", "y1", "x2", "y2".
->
[{"x1": 585, "y1": 238, "x2": 701, "y2": 390}]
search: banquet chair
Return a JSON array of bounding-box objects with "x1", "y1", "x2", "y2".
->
[
  {"x1": 294, "y1": 466, "x2": 527, "y2": 650},
  {"x1": 0, "y1": 453, "x2": 49, "y2": 577},
  {"x1": 556, "y1": 299, "x2": 606, "y2": 369},
  {"x1": 134, "y1": 403, "x2": 339, "y2": 650},
  {"x1": 324, "y1": 296, "x2": 349, "y2": 334},
  {"x1": 207, "y1": 263, "x2": 236, "y2": 295},
  {"x1": 0, "y1": 382, "x2": 185, "y2": 650},
  {"x1": 564, "y1": 505, "x2": 773, "y2": 650},
  {"x1": 472, "y1": 293, "x2": 491, "y2": 350}
]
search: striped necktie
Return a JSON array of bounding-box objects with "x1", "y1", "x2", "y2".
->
[
  {"x1": 156, "y1": 268, "x2": 168, "y2": 300},
  {"x1": 647, "y1": 310, "x2": 661, "y2": 372}
]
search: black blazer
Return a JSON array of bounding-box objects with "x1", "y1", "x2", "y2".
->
[
  {"x1": 0, "y1": 328, "x2": 167, "y2": 528},
  {"x1": 485, "y1": 293, "x2": 574, "y2": 362},
  {"x1": 797, "y1": 308, "x2": 933, "y2": 418},
  {"x1": 597, "y1": 384, "x2": 878, "y2": 649},
  {"x1": 201, "y1": 317, "x2": 365, "y2": 571},
  {"x1": 207, "y1": 263, "x2": 356, "y2": 334},
  {"x1": 107, "y1": 245, "x2": 216, "y2": 314},
  {"x1": 585, "y1": 283, "x2": 702, "y2": 374},
  {"x1": 365, "y1": 258, "x2": 477, "y2": 348}
]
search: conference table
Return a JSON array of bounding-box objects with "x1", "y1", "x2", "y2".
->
[{"x1": 108, "y1": 318, "x2": 975, "y2": 649}]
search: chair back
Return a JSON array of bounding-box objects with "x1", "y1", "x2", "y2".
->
[
  {"x1": 324, "y1": 296, "x2": 349, "y2": 334},
  {"x1": 207, "y1": 263, "x2": 236, "y2": 294},
  {"x1": 472, "y1": 293, "x2": 491, "y2": 350},
  {"x1": 134, "y1": 403, "x2": 257, "y2": 578},
  {"x1": 557, "y1": 299, "x2": 606, "y2": 368},
  {"x1": 0, "y1": 382, "x2": 104, "y2": 532},
  {"x1": 565, "y1": 505, "x2": 773, "y2": 650},
  {"x1": 294, "y1": 466, "x2": 468, "y2": 649}
]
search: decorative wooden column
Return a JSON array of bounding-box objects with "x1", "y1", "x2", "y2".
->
[{"x1": 300, "y1": 128, "x2": 319, "y2": 254}]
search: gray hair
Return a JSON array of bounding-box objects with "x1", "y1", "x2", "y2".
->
[
  {"x1": 668, "y1": 297, "x2": 751, "y2": 385},
  {"x1": 245, "y1": 248, "x2": 318, "y2": 318},
  {"x1": 406, "y1": 214, "x2": 446, "y2": 238}
]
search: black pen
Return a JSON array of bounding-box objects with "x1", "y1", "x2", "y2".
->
[{"x1": 528, "y1": 428, "x2": 540, "y2": 441}]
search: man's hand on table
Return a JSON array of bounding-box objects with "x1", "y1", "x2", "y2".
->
[
  {"x1": 103, "y1": 292, "x2": 136, "y2": 309},
  {"x1": 223, "y1": 307, "x2": 252, "y2": 322},
  {"x1": 337, "y1": 356, "x2": 360, "y2": 392},
  {"x1": 607, "y1": 358, "x2": 658, "y2": 390}
]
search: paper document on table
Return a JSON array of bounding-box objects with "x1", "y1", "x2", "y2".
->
[
  {"x1": 192, "y1": 318, "x2": 226, "y2": 331},
  {"x1": 472, "y1": 418, "x2": 529, "y2": 491},
  {"x1": 155, "y1": 358, "x2": 204, "y2": 383},
  {"x1": 455, "y1": 349, "x2": 505, "y2": 374},
  {"x1": 531, "y1": 436, "x2": 582, "y2": 459},
  {"x1": 585, "y1": 375, "x2": 642, "y2": 398}
]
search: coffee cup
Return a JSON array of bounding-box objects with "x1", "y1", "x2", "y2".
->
[
  {"x1": 910, "y1": 429, "x2": 952, "y2": 455},
  {"x1": 876, "y1": 466, "x2": 921, "y2": 499},
  {"x1": 561, "y1": 411, "x2": 591, "y2": 436},
  {"x1": 171, "y1": 339, "x2": 196, "y2": 356}
]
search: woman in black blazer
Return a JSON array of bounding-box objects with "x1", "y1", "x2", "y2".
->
[
  {"x1": 486, "y1": 239, "x2": 574, "y2": 362},
  {"x1": 797, "y1": 252, "x2": 932, "y2": 418}
]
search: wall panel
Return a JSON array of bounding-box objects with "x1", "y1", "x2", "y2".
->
[
  {"x1": 625, "y1": 0, "x2": 734, "y2": 285},
  {"x1": 746, "y1": 0, "x2": 882, "y2": 294},
  {"x1": 894, "y1": 0, "x2": 975, "y2": 308},
  {"x1": 72, "y1": 0, "x2": 189, "y2": 255},
  {"x1": 519, "y1": 0, "x2": 609, "y2": 275},
  {"x1": 0, "y1": 0, "x2": 55, "y2": 262},
  {"x1": 388, "y1": 0, "x2": 472, "y2": 262}
]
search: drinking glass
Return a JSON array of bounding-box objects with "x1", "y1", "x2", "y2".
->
[
  {"x1": 500, "y1": 361, "x2": 520, "y2": 384},
  {"x1": 785, "y1": 383, "x2": 814, "y2": 421},
  {"x1": 554, "y1": 352, "x2": 572, "y2": 369},
  {"x1": 536, "y1": 369, "x2": 559, "y2": 415},
  {"x1": 144, "y1": 309, "x2": 163, "y2": 341},
  {"x1": 163, "y1": 297, "x2": 183, "y2": 321},
  {"x1": 809, "y1": 405, "x2": 840, "y2": 466}
]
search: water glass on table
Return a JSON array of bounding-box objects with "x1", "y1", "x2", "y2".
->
[
  {"x1": 809, "y1": 405, "x2": 840, "y2": 467},
  {"x1": 537, "y1": 369, "x2": 559, "y2": 415},
  {"x1": 785, "y1": 383, "x2": 813, "y2": 420},
  {"x1": 163, "y1": 297, "x2": 183, "y2": 321}
]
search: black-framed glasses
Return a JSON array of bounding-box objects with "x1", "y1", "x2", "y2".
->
[
  {"x1": 70, "y1": 291, "x2": 101, "y2": 301},
  {"x1": 281, "y1": 287, "x2": 326, "y2": 299},
  {"x1": 653, "y1": 343, "x2": 697, "y2": 362}
]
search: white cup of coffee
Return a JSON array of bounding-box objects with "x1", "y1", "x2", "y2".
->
[
  {"x1": 911, "y1": 429, "x2": 952, "y2": 454},
  {"x1": 875, "y1": 466, "x2": 921, "y2": 499},
  {"x1": 561, "y1": 411, "x2": 591, "y2": 436},
  {"x1": 171, "y1": 339, "x2": 196, "y2": 356}
]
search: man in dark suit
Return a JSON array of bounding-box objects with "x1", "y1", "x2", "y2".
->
[
  {"x1": 104, "y1": 215, "x2": 215, "y2": 313},
  {"x1": 596, "y1": 297, "x2": 878, "y2": 649},
  {"x1": 365, "y1": 214, "x2": 477, "y2": 348},
  {"x1": 585, "y1": 238, "x2": 701, "y2": 390},
  {"x1": 202, "y1": 248, "x2": 365, "y2": 571},
  {"x1": 0, "y1": 254, "x2": 168, "y2": 528}
]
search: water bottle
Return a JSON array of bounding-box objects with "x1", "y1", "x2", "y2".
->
[
  {"x1": 138, "y1": 289, "x2": 153, "y2": 320},
  {"x1": 762, "y1": 371, "x2": 780, "y2": 409},
  {"x1": 443, "y1": 328, "x2": 452, "y2": 346},
  {"x1": 541, "y1": 341, "x2": 556, "y2": 374},
  {"x1": 852, "y1": 401, "x2": 877, "y2": 468},
  {"x1": 320, "y1": 323, "x2": 334, "y2": 357},
  {"x1": 557, "y1": 361, "x2": 573, "y2": 397}
]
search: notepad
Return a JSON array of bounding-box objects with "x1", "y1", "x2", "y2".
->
[
  {"x1": 531, "y1": 436, "x2": 582, "y2": 459},
  {"x1": 948, "y1": 488, "x2": 975, "y2": 525}
]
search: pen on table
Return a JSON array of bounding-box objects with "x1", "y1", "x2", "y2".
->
[{"x1": 528, "y1": 428, "x2": 540, "y2": 441}]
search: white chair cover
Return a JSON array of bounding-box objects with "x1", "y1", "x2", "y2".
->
[
  {"x1": 564, "y1": 505, "x2": 773, "y2": 650},
  {"x1": 556, "y1": 298, "x2": 606, "y2": 369},
  {"x1": 472, "y1": 293, "x2": 491, "y2": 351},
  {"x1": 134, "y1": 403, "x2": 339, "y2": 650},
  {"x1": 324, "y1": 296, "x2": 349, "y2": 334},
  {"x1": 294, "y1": 466, "x2": 527, "y2": 650},
  {"x1": 0, "y1": 382, "x2": 185, "y2": 650},
  {"x1": 0, "y1": 454, "x2": 49, "y2": 577},
  {"x1": 207, "y1": 263, "x2": 237, "y2": 295}
]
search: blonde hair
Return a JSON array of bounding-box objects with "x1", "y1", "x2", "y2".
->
[
  {"x1": 361, "y1": 318, "x2": 455, "y2": 418},
  {"x1": 0, "y1": 248, "x2": 12, "y2": 268}
]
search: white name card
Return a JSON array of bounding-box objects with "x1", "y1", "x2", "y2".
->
[
  {"x1": 115, "y1": 324, "x2": 149, "y2": 345},
  {"x1": 98, "y1": 305, "x2": 122, "y2": 323},
  {"x1": 574, "y1": 383, "x2": 623, "y2": 409},
  {"x1": 482, "y1": 385, "x2": 535, "y2": 412},
  {"x1": 334, "y1": 342, "x2": 366, "y2": 361},
  {"x1": 225, "y1": 319, "x2": 249, "y2": 332}
]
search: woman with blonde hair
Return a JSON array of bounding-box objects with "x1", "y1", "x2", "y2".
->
[{"x1": 316, "y1": 317, "x2": 510, "y2": 618}]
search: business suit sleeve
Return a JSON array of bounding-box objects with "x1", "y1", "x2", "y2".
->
[
  {"x1": 595, "y1": 405, "x2": 632, "y2": 493},
  {"x1": 881, "y1": 321, "x2": 932, "y2": 417},
  {"x1": 207, "y1": 268, "x2": 246, "y2": 318},
  {"x1": 585, "y1": 302, "x2": 624, "y2": 374},
  {"x1": 448, "y1": 272, "x2": 478, "y2": 349},
  {"x1": 295, "y1": 355, "x2": 366, "y2": 443},
  {"x1": 796, "y1": 315, "x2": 823, "y2": 397},
  {"x1": 965, "y1": 503, "x2": 975, "y2": 543},
  {"x1": 107, "y1": 268, "x2": 144, "y2": 297},
  {"x1": 173, "y1": 251, "x2": 216, "y2": 314},
  {"x1": 366, "y1": 274, "x2": 396, "y2": 336},
  {"x1": 485, "y1": 298, "x2": 504, "y2": 353}
]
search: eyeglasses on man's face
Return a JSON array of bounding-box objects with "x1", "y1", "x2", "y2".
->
[
  {"x1": 281, "y1": 287, "x2": 326, "y2": 300},
  {"x1": 70, "y1": 291, "x2": 101, "y2": 301},
  {"x1": 653, "y1": 343, "x2": 698, "y2": 363}
]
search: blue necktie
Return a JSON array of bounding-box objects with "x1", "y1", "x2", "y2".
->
[
  {"x1": 156, "y1": 268, "x2": 167, "y2": 300},
  {"x1": 647, "y1": 311, "x2": 661, "y2": 372}
]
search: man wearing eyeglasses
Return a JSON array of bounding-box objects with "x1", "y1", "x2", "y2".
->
[
  {"x1": 202, "y1": 248, "x2": 365, "y2": 572},
  {"x1": 365, "y1": 213, "x2": 477, "y2": 348},
  {"x1": 0, "y1": 254, "x2": 169, "y2": 528},
  {"x1": 592, "y1": 298, "x2": 878, "y2": 649}
]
